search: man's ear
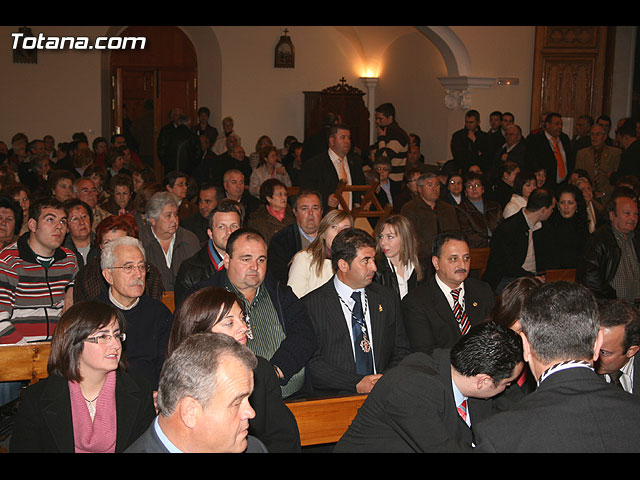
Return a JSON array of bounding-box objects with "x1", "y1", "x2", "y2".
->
[
  {"x1": 102, "y1": 268, "x2": 113, "y2": 285},
  {"x1": 592, "y1": 328, "x2": 604, "y2": 363},
  {"x1": 626, "y1": 345, "x2": 640, "y2": 359},
  {"x1": 337, "y1": 258, "x2": 349, "y2": 273},
  {"x1": 178, "y1": 397, "x2": 201, "y2": 430},
  {"x1": 27, "y1": 217, "x2": 37, "y2": 234},
  {"x1": 519, "y1": 331, "x2": 532, "y2": 364}
]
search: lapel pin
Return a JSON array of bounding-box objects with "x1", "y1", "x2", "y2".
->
[
  {"x1": 378, "y1": 304, "x2": 383, "y2": 312},
  {"x1": 472, "y1": 302, "x2": 478, "y2": 307}
]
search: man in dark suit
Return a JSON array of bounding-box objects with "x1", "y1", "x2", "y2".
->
[
  {"x1": 524, "y1": 112, "x2": 573, "y2": 187},
  {"x1": 596, "y1": 299, "x2": 640, "y2": 395},
  {"x1": 474, "y1": 281, "x2": 640, "y2": 453},
  {"x1": 299, "y1": 124, "x2": 366, "y2": 213},
  {"x1": 611, "y1": 117, "x2": 640, "y2": 185},
  {"x1": 301, "y1": 228, "x2": 411, "y2": 396},
  {"x1": 334, "y1": 322, "x2": 524, "y2": 453},
  {"x1": 450, "y1": 109, "x2": 492, "y2": 174},
  {"x1": 402, "y1": 231, "x2": 495, "y2": 354},
  {"x1": 482, "y1": 188, "x2": 556, "y2": 293},
  {"x1": 267, "y1": 190, "x2": 323, "y2": 284},
  {"x1": 126, "y1": 333, "x2": 268, "y2": 453},
  {"x1": 493, "y1": 124, "x2": 527, "y2": 170}
]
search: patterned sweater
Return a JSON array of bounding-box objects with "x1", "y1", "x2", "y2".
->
[{"x1": 0, "y1": 233, "x2": 78, "y2": 344}]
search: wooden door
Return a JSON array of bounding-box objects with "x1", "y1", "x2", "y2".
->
[
  {"x1": 530, "y1": 26, "x2": 614, "y2": 134},
  {"x1": 110, "y1": 26, "x2": 197, "y2": 179}
]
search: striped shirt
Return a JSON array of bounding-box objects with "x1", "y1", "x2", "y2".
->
[
  {"x1": 0, "y1": 233, "x2": 78, "y2": 344},
  {"x1": 225, "y1": 277, "x2": 305, "y2": 397}
]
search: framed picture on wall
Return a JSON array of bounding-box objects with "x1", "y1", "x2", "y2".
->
[{"x1": 274, "y1": 29, "x2": 294, "y2": 68}]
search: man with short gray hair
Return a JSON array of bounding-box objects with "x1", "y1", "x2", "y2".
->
[
  {"x1": 95, "y1": 235, "x2": 173, "y2": 389},
  {"x1": 140, "y1": 191, "x2": 200, "y2": 292},
  {"x1": 400, "y1": 172, "x2": 460, "y2": 263},
  {"x1": 126, "y1": 332, "x2": 267, "y2": 453}
]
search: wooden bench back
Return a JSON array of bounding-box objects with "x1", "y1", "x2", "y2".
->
[
  {"x1": 286, "y1": 394, "x2": 367, "y2": 446},
  {"x1": 0, "y1": 342, "x2": 51, "y2": 384}
]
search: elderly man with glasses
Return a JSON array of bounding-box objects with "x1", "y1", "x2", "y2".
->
[{"x1": 96, "y1": 235, "x2": 173, "y2": 390}]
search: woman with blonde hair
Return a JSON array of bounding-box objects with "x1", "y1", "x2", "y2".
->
[
  {"x1": 373, "y1": 214, "x2": 423, "y2": 299},
  {"x1": 287, "y1": 209, "x2": 353, "y2": 298}
]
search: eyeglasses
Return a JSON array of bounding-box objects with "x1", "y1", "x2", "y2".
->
[
  {"x1": 85, "y1": 333, "x2": 126, "y2": 344},
  {"x1": 466, "y1": 183, "x2": 483, "y2": 189},
  {"x1": 110, "y1": 263, "x2": 149, "y2": 274}
]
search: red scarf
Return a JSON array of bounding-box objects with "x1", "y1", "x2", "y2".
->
[{"x1": 68, "y1": 370, "x2": 117, "y2": 453}]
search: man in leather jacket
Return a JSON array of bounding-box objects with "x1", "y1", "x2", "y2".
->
[
  {"x1": 578, "y1": 187, "x2": 640, "y2": 301},
  {"x1": 174, "y1": 200, "x2": 242, "y2": 305}
]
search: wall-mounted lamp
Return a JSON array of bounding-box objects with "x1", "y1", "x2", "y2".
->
[{"x1": 496, "y1": 78, "x2": 519, "y2": 86}]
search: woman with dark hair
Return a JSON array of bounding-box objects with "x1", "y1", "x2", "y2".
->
[
  {"x1": 247, "y1": 177, "x2": 295, "y2": 245},
  {"x1": 83, "y1": 163, "x2": 109, "y2": 203},
  {"x1": 373, "y1": 214, "x2": 424, "y2": 299},
  {"x1": 455, "y1": 172, "x2": 503, "y2": 248},
  {"x1": 101, "y1": 174, "x2": 135, "y2": 216},
  {"x1": 547, "y1": 183, "x2": 591, "y2": 269},
  {"x1": 10, "y1": 301, "x2": 155, "y2": 453},
  {"x1": 248, "y1": 144, "x2": 291, "y2": 198},
  {"x1": 4, "y1": 183, "x2": 31, "y2": 235},
  {"x1": 503, "y1": 170, "x2": 537, "y2": 219},
  {"x1": 443, "y1": 172, "x2": 464, "y2": 206},
  {"x1": 487, "y1": 276, "x2": 541, "y2": 409},
  {"x1": 47, "y1": 169, "x2": 75, "y2": 203},
  {"x1": 288, "y1": 209, "x2": 353, "y2": 298},
  {"x1": 488, "y1": 161, "x2": 520, "y2": 208},
  {"x1": 0, "y1": 195, "x2": 23, "y2": 250},
  {"x1": 167, "y1": 286, "x2": 301, "y2": 453},
  {"x1": 73, "y1": 214, "x2": 165, "y2": 303}
]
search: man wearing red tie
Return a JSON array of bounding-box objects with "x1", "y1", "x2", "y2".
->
[{"x1": 334, "y1": 322, "x2": 524, "y2": 452}]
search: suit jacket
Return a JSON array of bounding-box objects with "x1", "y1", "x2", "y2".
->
[
  {"x1": 455, "y1": 197, "x2": 503, "y2": 248},
  {"x1": 125, "y1": 418, "x2": 268, "y2": 453},
  {"x1": 611, "y1": 138, "x2": 640, "y2": 186},
  {"x1": 334, "y1": 350, "x2": 494, "y2": 453},
  {"x1": 450, "y1": 128, "x2": 492, "y2": 173},
  {"x1": 474, "y1": 366, "x2": 640, "y2": 452},
  {"x1": 10, "y1": 371, "x2": 156, "y2": 453},
  {"x1": 400, "y1": 197, "x2": 461, "y2": 263},
  {"x1": 140, "y1": 224, "x2": 201, "y2": 292},
  {"x1": 301, "y1": 276, "x2": 411, "y2": 396},
  {"x1": 266, "y1": 221, "x2": 305, "y2": 284},
  {"x1": 575, "y1": 144, "x2": 621, "y2": 199},
  {"x1": 299, "y1": 150, "x2": 366, "y2": 213},
  {"x1": 492, "y1": 140, "x2": 527, "y2": 170},
  {"x1": 401, "y1": 275, "x2": 494, "y2": 354},
  {"x1": 524, "y1": 130, "x2": 573, "y2": 186},
  {"x1": 482, "y1": 209, "x2": 555, "y2": 291}
]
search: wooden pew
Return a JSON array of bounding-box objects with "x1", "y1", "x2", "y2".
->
[
  {"x1": 545, "y1": 268, "x2": 576, "y2": 283},
  {"x1": 161, "y1": 291, "x2": 175, "y2": 313},
  {"x1": 470, "y1": 247, "x2": 490, "y2": 279},
  {"x1": 286, "y1": 394, "x2": 367, "y2": 446},
  {"x1": 0, "y1": 342, "x2": 51, "y2": 385}
]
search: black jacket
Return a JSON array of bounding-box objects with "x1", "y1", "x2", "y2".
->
[
  {"x1": 577, "y1": 224, "x2": 640, "y2": 299},
  {"x1": 174, "y1": 242, "x2": 218, "y2": 306},
  {"x1": 373, "y1": 255, "x2": 423, "y2": 299}
]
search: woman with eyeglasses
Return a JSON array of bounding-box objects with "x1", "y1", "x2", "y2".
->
[
  {"x1": 247, "y1": 177, "x2": 295, "y2": 245},
  {"x1": 455, "y1": 172, "x2": 503, "y2": 248},
  {"x1": 10, "y1": 301, "x2": 156, "y2": 453},
  {"x1": 166, "y1": 286, "x2": 301, "y2": 452}
]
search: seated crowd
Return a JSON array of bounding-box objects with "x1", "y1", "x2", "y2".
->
[{"x1": 2, "y1": 105, "x2": 640, "y2": 453}]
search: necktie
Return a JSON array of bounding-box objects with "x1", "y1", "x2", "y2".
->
[
  {"x1": 553, "y1": 138, "x2": 566, "y2": 180},
  {"x1": 457, "y1": 399, "x2": 468, "y2": 423},
  {"x1": 593, "y1": 148, "x2": 603, "y2": 193},
  {"x1": 450, "y1": 288, "x2": 470, "y2": 335},
  {"x1": 338, "y1": 158, "x2": 350, "y2": 208},
  {"x1": 350, "y1": 291, "x2": 374, "y2": 375},
  {"x1": 609, "y1": 370, "x2": 625, "y2": 390}
]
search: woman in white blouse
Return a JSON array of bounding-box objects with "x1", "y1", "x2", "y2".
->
[
  {"x1": 373, "y1": 214, "x2": 423, "y2": 299},
  {"x1": 249, "y1": 145, "x2": 291, "y2": 198},
  {"x1": 502, "y1": 170, "x2": 537, "y2": 219},
  {"x1": 287, "y1": 209, "x2": 353, "y2": 298}
]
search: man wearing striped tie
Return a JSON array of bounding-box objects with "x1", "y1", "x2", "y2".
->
[
  {"x1": 401, "y1": 231, "x2": 495, "y2": 354},
  {"x1": 334, "y1": 322, "x2": 523, "y2": 453}
]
